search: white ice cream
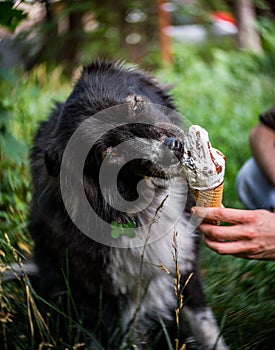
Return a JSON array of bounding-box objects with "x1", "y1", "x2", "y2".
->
[{"x1": 181, "y1": 125, "x2": 225, "y2": 190}]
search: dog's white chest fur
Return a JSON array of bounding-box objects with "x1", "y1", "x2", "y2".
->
[{"x1": 107, "y1": 176, "x2": 197, "y2": 323}]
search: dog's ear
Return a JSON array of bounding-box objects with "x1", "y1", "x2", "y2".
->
[{"x1": 44, "y1": 142, "x2": 61, "y2": 177}]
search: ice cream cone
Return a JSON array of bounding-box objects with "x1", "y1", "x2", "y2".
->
[
  {"x1": 192, "y1": 182, "x2": 224, "y2": 225},
  {"x1": 180, "y1": 125, "x2": 226, "y2": 225}
]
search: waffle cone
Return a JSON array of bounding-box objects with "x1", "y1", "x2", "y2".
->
[{"x1": 192, "y1": 182, "x2": 224, "y2": 225}]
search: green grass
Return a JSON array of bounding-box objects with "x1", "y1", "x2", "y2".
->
[
  {"x1": 1, "y1": 43, "x2": 275, "y2": 349},
  {"x1": 0, "y1": 65, "x2": 71, "y2": 250},
  {"x1": 0, "y1": 65, "x2": 72, "y2": 349}
]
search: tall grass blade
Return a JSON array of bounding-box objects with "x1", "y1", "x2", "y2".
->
[{"x1": 159, "y1": 316, "x2": 174, "y2": 350}]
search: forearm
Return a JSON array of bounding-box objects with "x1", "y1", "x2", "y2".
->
[{"x1": 249, "y1": 124, "x2": 275, "y2": 185}]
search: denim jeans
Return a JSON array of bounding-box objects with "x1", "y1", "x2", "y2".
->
[{"x1": 236, "y1": 158, "x2": 275, "y2": 211}]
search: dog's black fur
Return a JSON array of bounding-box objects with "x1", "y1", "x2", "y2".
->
[{"x1": 29, "y1": 61, "x2": 228, "y2": 349}]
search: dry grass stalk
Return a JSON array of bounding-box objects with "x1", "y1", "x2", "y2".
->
[
  {"x1": 0, "y1": 281, "x2": 10, "y2": 350},
  {"x1": 158, "y1": 262, "x2": 171, "y2": 275},
  {"x1": 1, "y1": 233, "x2": 55, "y2": 347},
  {"x1": 132, "y1": 195, "x2": 169, "y2": 345},
  {"x1": 172, "y1": 230, "x2": 193, "y2": 350},
  {"x1": 38, "y1": 342, "x2": 54, "y2": 350},
  {"x1": 0, "y1": 234, "x2": 18, "y2": 350},
  {"x1": 172, "y1": 230, "x2": 183, "y2": 350},
  {"x1": 72, "y1": 343, "x2": 87, "y2": 349},
  {"x1": 25, "y1": 282, "x2": 56, "y2": 346}
]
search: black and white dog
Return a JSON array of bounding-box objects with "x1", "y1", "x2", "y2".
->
[{"x1": 28, "y1": 61, "x2": 228, "y2": 349}]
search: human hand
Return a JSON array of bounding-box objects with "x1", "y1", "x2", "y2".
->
[{"x1": 191, "y1": 207, "x2": 275, "y2": 260}]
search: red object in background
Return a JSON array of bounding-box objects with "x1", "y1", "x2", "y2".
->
[
  {"x1": 210, "y1": 11, "x2": 238, "y2": 35},
  {"x1": 211, "y1": 11, "x2": 236, "y2": 25}
]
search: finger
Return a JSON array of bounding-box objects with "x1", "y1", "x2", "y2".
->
[
  {"x1": 192, "y1": 207, "x2": 255, "y2": 224},
  {"x1": 204, "y1": 236, "x2": 258, "y2": 256},
  {"x1": 199, "y1": 223, "x2": 250, "y2": 241}
]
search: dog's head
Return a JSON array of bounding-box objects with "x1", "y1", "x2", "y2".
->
[{"x1": 43, "y1": 62, "x2": 186, "y2": 223}]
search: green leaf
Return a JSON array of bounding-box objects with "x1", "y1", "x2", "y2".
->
[
  {"x1": 0, "y1": 131, "x2": 27, "y2": 162},
  {"x1": 0, "y1": 106, "x2": 10, "y2": 128},
  {"x1": 0, "y1": 2, "x2": 27, "y2": 32}
]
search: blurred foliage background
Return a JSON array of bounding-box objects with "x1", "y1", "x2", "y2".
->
[{"x1": 0, "y1": 0, "x2": 275, "y2": 349}]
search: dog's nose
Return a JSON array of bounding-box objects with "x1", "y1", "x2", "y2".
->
[
  {"x1": 163, "y1": 137, "x2": 183, "y2": 152},
  {"x1": 162, "y1": 137, "x2": 184, "y2": 164}
]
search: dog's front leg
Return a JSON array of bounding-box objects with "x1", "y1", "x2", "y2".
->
[{"x1": 180, "y1": 272, "x2": 229, "y2": 350}]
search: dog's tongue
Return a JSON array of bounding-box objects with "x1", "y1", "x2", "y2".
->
[{"x1": 181, "y1": 125, "x2": 225, "y2": 190}]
